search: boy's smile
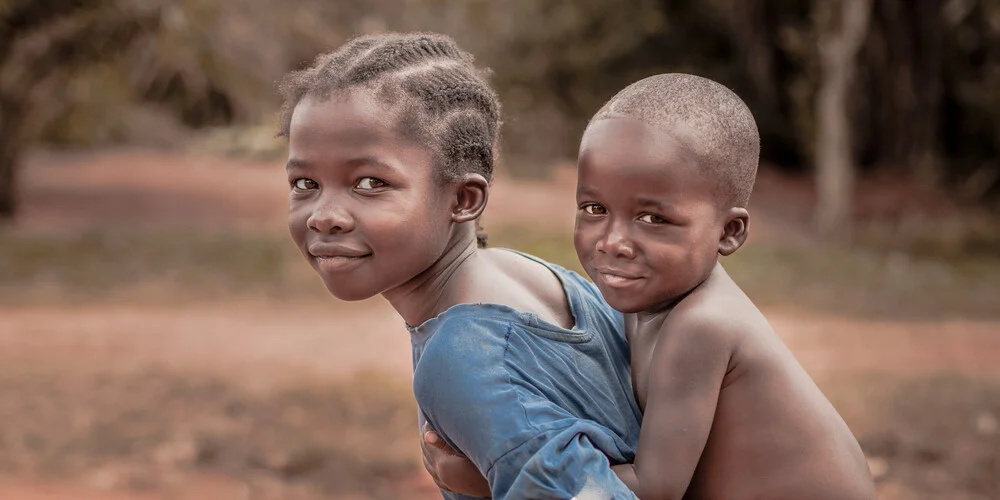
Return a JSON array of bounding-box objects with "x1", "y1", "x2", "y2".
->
[
  {"x1": 574, "y1": 117, "x2": 728, "y2": 314},
  {"x1": 286, "y1": 90, "x2": 454, "y2": 301}
]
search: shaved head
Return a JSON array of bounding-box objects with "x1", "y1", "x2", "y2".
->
[{"x1": 592, "y1": 73, "x2": 760, "y2": 207}]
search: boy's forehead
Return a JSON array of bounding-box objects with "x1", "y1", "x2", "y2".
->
[{"x1": 580, "y1": 118, "x2": 701, "y2": 174}]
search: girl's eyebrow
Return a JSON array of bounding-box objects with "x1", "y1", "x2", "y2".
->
[
  {"x1": 344, "y1": 156, "x2": 399, "y2": 172},
  {"x1": 285, "y1": 158, "x2": 308, "y2": 170},
  {"x1": 285, "y1": 156, "x2": 398, "y2": 172}
]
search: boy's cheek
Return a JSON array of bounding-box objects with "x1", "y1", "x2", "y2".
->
[{"x1": 572, "y1": 227, "x2": 596, "y2": 257}]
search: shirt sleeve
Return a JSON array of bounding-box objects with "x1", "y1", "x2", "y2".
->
[
  {"x1": 488, "y1": 420, "x2": 639, "y2": 499},
  {"x1": 414, "y1": 320, "x2": 638, "y2": 500}
]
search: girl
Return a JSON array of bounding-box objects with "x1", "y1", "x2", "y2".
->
[{"x1": 278, "y1": 32, "x2": 641, "y2": 499}]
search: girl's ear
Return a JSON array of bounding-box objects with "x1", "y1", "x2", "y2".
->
[
  {"x1": 718, "y1": 207, "x2": 750, "y2": 256},
  {"x1": 452, "y1": 173, "x2": 489, "y2": 223}
]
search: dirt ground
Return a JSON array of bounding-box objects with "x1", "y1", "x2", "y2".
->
[{"x1": 1, "y1": 150, "x2": 998, "y2": 499}]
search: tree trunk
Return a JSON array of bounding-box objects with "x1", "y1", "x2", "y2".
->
[
  {"x1": 863, "y1": 0, "x2": 944, "y2": 183},
  {"x1": 0, "y1": 152, "x2": 16, "y2": 220},
  {"x1": 814, "y1": 0, "x2": 872, "y2": 238},
  {"x1": 0, "y1": 98, "x2": 24, "y2": 220}
]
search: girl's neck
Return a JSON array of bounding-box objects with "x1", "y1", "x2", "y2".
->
[{"x1": 383, "y1": 229, "x2": 483, "y2": 328}]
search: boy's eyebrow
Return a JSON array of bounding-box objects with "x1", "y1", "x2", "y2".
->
[
  {"x1": 286, "y1": 158, "x2": 307, "y2": 170},
  {"x1": 634, "y1": 196, "x2": 665, "y2": 207},
  {"x1": 576, "y1": 186, "x2": 601, "y2": 197},
  {"x1": 634, "y1": 196, "x2": 677, "y2": 212}
]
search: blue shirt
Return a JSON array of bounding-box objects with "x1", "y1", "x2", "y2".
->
[{"x1": 409, "y1": 252, "x2": 642, "y2": 499}]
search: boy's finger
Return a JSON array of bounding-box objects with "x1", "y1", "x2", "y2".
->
[
  {"x1": 424, "y1": 431, "x2": 463, "y2": 455},
  {"x1": 424, "y1": 430, "x2": 447, "y2": 449}
]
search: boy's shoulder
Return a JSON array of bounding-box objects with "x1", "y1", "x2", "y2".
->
[{"x1": 661, "y1": 265, "x2": 766, "y2": 345}]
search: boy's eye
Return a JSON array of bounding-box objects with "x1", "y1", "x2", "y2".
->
[
  {"x1": 292, "y1": 178, "x2": 318, "y2": 190},
  {"x1": 355, "y1": 177, "x2": 387, "y2": 191},
  {"x1": 638, "y1": 213, "x2": 668, "y2": 224},
  {"x1": 581, "y1": 204, "x2": 607, "y2": 216}
]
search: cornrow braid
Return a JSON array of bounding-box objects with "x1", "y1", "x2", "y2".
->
[{"x1": 277, "y1": 32, "x2": 501, "y2": 248}]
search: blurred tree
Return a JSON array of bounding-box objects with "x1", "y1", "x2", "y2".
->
[
  {"x1": 860, "y1": 0, "x2": 944, "y2": 184},
  {"x1": 0, "y1": 0, "x2": 156, "y2": 218},
  {"x1": 0, "y1": 0, "x2": 341, "y2": 220},
  {"x1": 814, "y1": 0, "x2": 872, "y2": 237}
]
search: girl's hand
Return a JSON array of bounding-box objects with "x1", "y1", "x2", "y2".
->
[{"x1": 421, "y1": 424, "x2": 492, "y2": 498}]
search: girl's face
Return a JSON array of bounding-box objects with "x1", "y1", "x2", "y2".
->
[{"x1": 286, "y1": 90, "x2": 454, "y2": 301}]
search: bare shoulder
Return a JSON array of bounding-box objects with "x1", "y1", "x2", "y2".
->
[
  {"x1": 662, "y1": 264, "x2": 767, "y2": 348},
  {"x1": 479, "y1": 248, "x2": 573, "y2": 328},
  {"x1": 484, "y1": 248, "x2": 566, "y2": 299}
]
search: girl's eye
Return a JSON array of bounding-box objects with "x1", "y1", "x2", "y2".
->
[
  {"x1": 582, "y1": 204, "x2": 607, "y2": 216},
  {"x1": 355, "y1": 177, "x2": 387, "y2": 191},
  {"x1": 292, "y1": 178, "x2": 318, "y2": 191},
  {"x1": 638, "y1": 213, "x2": 668, "y2": 224}
]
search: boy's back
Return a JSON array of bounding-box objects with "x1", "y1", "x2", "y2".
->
[{"x1": 627, "y1": 264, "x2": 875, "y2": 499}]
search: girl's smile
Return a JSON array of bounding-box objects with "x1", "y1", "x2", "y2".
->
[{"x1": 286, "y1": 90, "x2": 455, "y2": 302}]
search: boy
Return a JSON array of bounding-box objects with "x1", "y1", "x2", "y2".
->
[{"x1": 425, "y1": 73, "x2": 877, "y2": 499}]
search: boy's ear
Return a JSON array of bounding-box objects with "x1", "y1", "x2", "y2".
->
[
  {"x1": 451, "y1": 173, "x2": 489, "y2": 223},
  {"x1": 718, "y1": 207, "x2": 749, "y2": 256}
]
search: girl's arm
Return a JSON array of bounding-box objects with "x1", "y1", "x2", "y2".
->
[{"x1": 631, "y1": 318, "x2": 731, "y2": 499}]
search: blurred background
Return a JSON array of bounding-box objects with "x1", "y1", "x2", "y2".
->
[{"x1": 1, "y1": 0, "x2": 998, "y2": 499}]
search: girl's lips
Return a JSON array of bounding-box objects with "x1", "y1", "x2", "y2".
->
[{"x1": 314, "y1": 254, "x2": 371, "y2": 272}]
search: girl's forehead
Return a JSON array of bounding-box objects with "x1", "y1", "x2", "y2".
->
[
  {"x1": 289, "y1": 97, "x2": 416, "y2": 155},
  {"x1": 287, "y1": 92, "x2": 437, "y2": 173},
  {"x1": 291, "y1": 90, "x2": 400, "y2": 136}
]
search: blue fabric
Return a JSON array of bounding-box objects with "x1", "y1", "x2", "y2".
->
[{"x1": 409, "y1": 253, "x2": 642, "y2": 500}]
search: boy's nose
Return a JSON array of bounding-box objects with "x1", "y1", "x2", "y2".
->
[
  {"x1": 307, "y1": 202, "x2": 355, "y2": 234},
  {"x1": 596, "y1": 226, "x2": 636, "y2": 259}
]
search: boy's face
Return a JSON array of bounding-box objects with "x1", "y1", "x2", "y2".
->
[
  {"x1": 574, "y1": 117, "x2": 725, "y2": 313},
  {"x1": 286, "y1": 91, "x2": 454, "y2": 301}
]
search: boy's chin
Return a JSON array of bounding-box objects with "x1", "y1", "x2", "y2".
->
[{"x1": 599, "y1": 289, "x2": 653, "y2": 314}]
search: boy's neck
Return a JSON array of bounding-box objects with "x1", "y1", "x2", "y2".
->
[
  {"x1": 633, "y1": 262, "x2": 724, "y2": 324},
  {"x1": 383, "y1": 230, "x2": 481, "y2": 328}
]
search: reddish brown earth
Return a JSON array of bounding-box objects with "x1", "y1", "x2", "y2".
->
[{"x1": 2, "y1": 150, "x2": 998, "y2": 499}]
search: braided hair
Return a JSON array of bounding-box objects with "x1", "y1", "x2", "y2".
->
[{"x1": 277, "y1": 33, "x2": 502, "y2": 247}]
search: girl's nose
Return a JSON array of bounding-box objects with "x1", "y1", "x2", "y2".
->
[{"x1": 307, "y1": 202, "x2": 355, "y2": 234}]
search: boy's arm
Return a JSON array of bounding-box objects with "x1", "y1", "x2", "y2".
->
[
  {"x1": 611, "y1": 464, "x2": 640, "y2": 491},
  {"x1": 632, "y1": 318, "x2": 731, "y2": 500},
  {"x1": 422, "y1": 424, "x2": 492, "y2": 498}
]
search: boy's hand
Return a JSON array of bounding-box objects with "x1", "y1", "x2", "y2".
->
[{"x1": 421, "y1": 424, "x2": 492, "y2": 498}]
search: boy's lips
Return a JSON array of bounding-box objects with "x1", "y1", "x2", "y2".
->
[{"x1": 594, "y1": 267, "x2": 643, "y2": 287}]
